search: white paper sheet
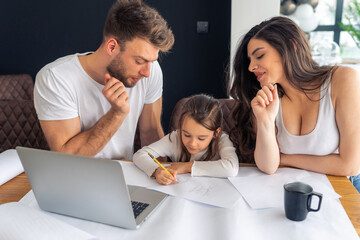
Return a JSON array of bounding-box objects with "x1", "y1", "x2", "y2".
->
[
  {"x1": 120, "y1": 161, "x2": 241, "y2": 208},
  {"x1": 148, "y1": 174, "x2": 241, "y2": 208},
  {"x1": 228, "y1": 167, "x2": 341, "y2": 209},
  {"x1": 19, "y1": 186, "x2": 358, "y2": 240},
  {"x1": 119, "y1": 161, "x2": 159, "y2": 188},
  {"x1": 0, "y1": 202, "x2": 97, "y2": 240},
  {"x1": 0, "y1": 149, "x2": 24, "y2": 185}
]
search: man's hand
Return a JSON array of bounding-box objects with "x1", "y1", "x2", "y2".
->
[
  {"x1": 102, "y1": 73, "x2": 130, "y2": 115},
  {"x1": 40, "y1": 74, "x2": 132, "y2": 156}
]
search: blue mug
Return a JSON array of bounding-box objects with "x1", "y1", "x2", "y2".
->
[{"x1": 284, "y1": 182, "x2": 323, "y2": 221}]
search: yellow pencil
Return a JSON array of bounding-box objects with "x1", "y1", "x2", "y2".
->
[{"x1": 148, "y1": 153, "x2": 174, "y2": 177}]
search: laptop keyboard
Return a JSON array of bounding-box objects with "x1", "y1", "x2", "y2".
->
[{"x1": 131, "y1": 201, "x2": 149, "y2": 218}]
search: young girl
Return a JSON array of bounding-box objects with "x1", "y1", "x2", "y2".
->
[{"x1": 133, "y1": 94, "x2": 239, "y2": 185}]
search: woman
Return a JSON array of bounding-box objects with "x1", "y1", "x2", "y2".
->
[{"x1": 228, "y1": 16, "x2": 360, "y2": 191}]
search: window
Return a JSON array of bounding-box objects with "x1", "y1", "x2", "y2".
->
[{"x1": 310, "y1": 0, "x2": 360, "y2": 59}]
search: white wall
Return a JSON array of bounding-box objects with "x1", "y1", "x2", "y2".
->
[{"x1": 231, "y1": 0, "x2": 280, "y2": 64}]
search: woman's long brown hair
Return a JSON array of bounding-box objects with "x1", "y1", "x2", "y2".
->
[{"x1": 228, "y1": 16, "x2": 336, "y2": 163}]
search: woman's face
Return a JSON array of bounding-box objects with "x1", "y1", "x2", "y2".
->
[{"x1": 247, "y1": 38, "x2": 286, "y2": 87}]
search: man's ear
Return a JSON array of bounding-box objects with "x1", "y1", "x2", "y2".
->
[{"x1": 105, "y1": 38, "x2": 118, "y2": 55}]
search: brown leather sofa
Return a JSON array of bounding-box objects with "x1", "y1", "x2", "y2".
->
[{"x1": 0, "y1": 74, "x2": 49, "y2": 152}]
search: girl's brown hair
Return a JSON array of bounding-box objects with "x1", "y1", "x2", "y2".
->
[
  {"x1": 175, "y1": 94, "x2": 223, "y2": 162},
  {"x1": 228, "y1": 16, "x2": 337, "y2": 163}
]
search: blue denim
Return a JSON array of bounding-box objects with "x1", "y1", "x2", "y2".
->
[{"x1": 349, "y1": 173, "x2": 360, "y2": 193}]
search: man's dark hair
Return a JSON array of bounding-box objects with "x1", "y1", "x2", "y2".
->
[{"x1": 103, "y1": 0, "x2": 174, "y2": 52}]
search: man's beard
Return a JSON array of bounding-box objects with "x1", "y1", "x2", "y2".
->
[{"x1": 106, "y1": 55, "x2": 136, "y2": 88}]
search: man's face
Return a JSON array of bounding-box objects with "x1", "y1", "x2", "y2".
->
[{"x1": 107, "y1": 37, "x2": 159, "y2": 88}]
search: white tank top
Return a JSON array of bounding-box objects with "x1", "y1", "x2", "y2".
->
[{"x1": 275, "y1": 76, "x2": 339, "y2": 155}]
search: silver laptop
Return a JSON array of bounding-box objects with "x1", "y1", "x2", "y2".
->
[{"x1": 16, "y1": 146, "x2": 167, "y2": 229}]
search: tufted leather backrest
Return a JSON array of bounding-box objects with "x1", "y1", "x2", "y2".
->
[
  {"x1": 0, "y1": 74, "x2": 49, "y2": 152},
  {"x1": 168, "y1": 97, "x2": 236, "y2": 134},
  {"x1": 0, "y1": 74, "x2": 34, "y2": 100}
]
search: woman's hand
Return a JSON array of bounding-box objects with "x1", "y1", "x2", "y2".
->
[
  {"x1": 252, "y1": 83, "x2": 281, "y2": 174},
  {"x1": 251, "y1": 83, "x2": 279, "y2": 123},
  {"x1": 153, "y1": 167, "x2": 177, "y2": 185}
]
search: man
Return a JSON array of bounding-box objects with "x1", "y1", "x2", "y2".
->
[{"x1": 34, "y1": 0, "x2": 174, "y2": 159}]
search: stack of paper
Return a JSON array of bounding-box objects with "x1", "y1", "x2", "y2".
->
[
  {"x1": 0, "y1": 149, "x2": 24, "y2": 185},
  {"x1": 120, "y1": 161, "x2": 241, "y2": 208},
  {"x1": 228, "y1": 167, "x2": 341, "y2": 209}
]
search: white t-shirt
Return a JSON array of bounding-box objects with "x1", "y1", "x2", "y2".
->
[
  {"x1": 133, "y1": 131, "x2": 239, "y2": 178},
  {"x1": 34, "y1": 53, "x2": 163, "y2": 160}
]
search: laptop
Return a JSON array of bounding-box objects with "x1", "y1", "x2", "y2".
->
[{"x1": 16, "y1": 146, "x2": 167, "y2": 229}]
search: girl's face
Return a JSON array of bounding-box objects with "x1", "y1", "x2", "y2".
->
[
  {"x1": 247, "y1": 38, "x2": 286, "y2": 87},
  {"x1": 181, "y1": 116, "x2": 219, "y2": 155}
]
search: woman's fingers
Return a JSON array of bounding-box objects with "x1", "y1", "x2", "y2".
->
[
  {"x1": 256, "y1": 90, "x2": 269, "y2": 105},
  {"x1": 272, "y1": 84, "x2": 278, "y2": 100},
  {"x1": 252, "y1": 95, "x2": 267, "y2": 108},
  {"x1": 255, "y1": 83, "x2": 276, "y2": 106}
]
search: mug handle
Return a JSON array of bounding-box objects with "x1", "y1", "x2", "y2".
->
[{"x1": 307, "y1": 192, "x2": 323, "y2": 212}]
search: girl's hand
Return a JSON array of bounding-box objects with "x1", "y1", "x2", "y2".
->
[
  {"x1": 154, "y1": 167, "x2": 177, "y2": 185},
  {"x1": 169, "y1": 162, "x2": 193, "y2": 174},
  {"x1": 251, "y1": 83, "x2": 279, "y2": 123}
]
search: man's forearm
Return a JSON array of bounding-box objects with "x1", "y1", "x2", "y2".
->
[{"x1": 59, "y1": 109, "x2": 127, "y2": 156}]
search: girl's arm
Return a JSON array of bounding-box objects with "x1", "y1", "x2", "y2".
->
[
  {"x1": 281, "y1": 67, "x2": 360, "y2": 176},
  {"x1": 133, "y1": 131, "x2": 179, "y2": 177},
  {"x1": 188, "y1": 133, "x2": 239, "y2": 177},
  {"x1": 251, "y1": 84, "x2": 281, "y2": 174}
]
